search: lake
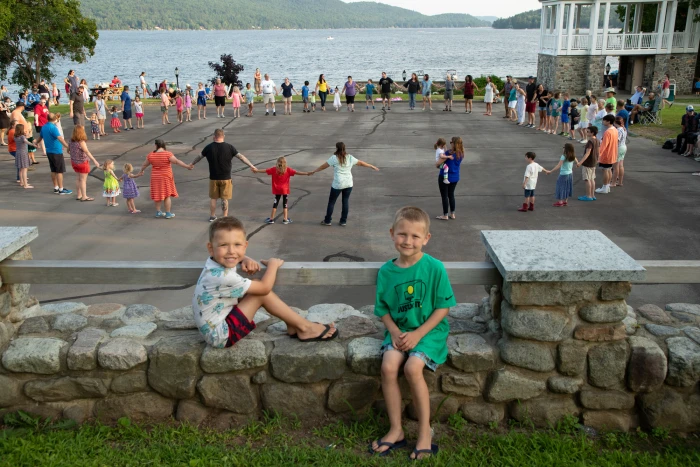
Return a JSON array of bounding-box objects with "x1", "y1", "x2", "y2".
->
[{"x1": 7, "y1": 28, "x2": 541, "y2": 95}]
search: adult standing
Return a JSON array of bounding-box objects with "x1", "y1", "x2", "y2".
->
[
  {"x1": 525, "y1": 76, "x2": 537, "y2": 128},
  {"x1": 33, "y1": 96, "x2": 49, "y2": 156},
  {"x1": 213, "y1": 79, "x2": 227, "y2": 118},
  {"x1": 190, "y1": 128, "x2": 257, "y2": 222},
  {"x1": 121, "y1": 86, "x2": 134, "y2": 130},
  {"x1": 66, "y1": 70, "x2": 79, "y2": 97},
  {"x1": 254, "y1": 68, "x2": 262, "y2": 95},
  {"x1": 435, "y1": 137, "x2": 464, "y2": 220},
  {"x1": 0, "y1": 98, "x2": 10, "y2": 145},
  {"x1": 595, "y1": 115, "x2": 618, "y2": 194},
  {"x1": 662, "y1": 73, "x2": 672, "y2": 109},
  {"x1": 421, "y1": 74, "x2": 433, "y2": 111},
  {"x1": 260, "y1": 74, "x2": 278, "y2": 116},
  {"x1": 403, "y1": 73, "x2": 420, "y2": 110},
  {"x1": 315, "y1": 74, "x2": 328, "y2": 111},
  {"x1": 515, "y1": 82, "x2": 526, "y2": 124},
  {"x1": 443, "y1": 73, "x2": 454, "y2": 112},
  {"x1": 280, "y1": 78, "x2": 298, "y2": 115},
  {"x1": 535, "y1": 84, "x2": 548, "y2": 130},
  {"x1": 312, "y1": 141, "x2": 379, "y2": 226},
  {"x1": 69, "y1": 125, "x2": 99, "y2": 201},
  {"x1": 612, "y1": 116, "x2": 627, "y2": 187},
  {"x1": 11, "y1": 102, "x2": 36, "y2": 165},
  {"x1": 341, "y1": 76, "x2": 360, "y2": 112},
  {"x1": 378, "y1": 72, "x2": 394, "y2": 111},
  {"x1": 70, "y1": 85, "x2": 87, "y2": 127},
  {"x1": 463, "y1": 75, "x2": 478, "y2": 114},
  {"x1": 604, "y1": 88, "x2": 617, "y2": 109},
  {"x1": 483, "y1": 76, "x2": 495, "y2": 116},
  {"x1": 94, "y1": 94, "x2": 107, "y2": 136},
  {"x1": 501, "y1": 75, "x2": 513, "y2": 118},
  {"x1": 139, "y1": 72, "x2": 147, "y2": 98},
  {"x1": 38, "y1": 80, "x2": 50, "y2": 105},
  {"x1": 160, "y1": 88, "x2": 171, "y2": 124},
  {"x1": 33, "y1": 113, "x2": 72, "y2": 195},
  {"x1": 137, "y1": 139, "x2": 192, "y2": 219}
]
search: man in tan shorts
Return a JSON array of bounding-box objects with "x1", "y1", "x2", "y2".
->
[{"x1": 190, "y1": 129, "x2": 256, "y2": 222}]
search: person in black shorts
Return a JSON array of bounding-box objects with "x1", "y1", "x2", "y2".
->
[{"x1": 378, "y1": 72, "x2": 394, "y2": 111}]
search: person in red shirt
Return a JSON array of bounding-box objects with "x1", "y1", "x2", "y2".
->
[
  {"x1": 33, "y1": 97, "x2": 49, "y2": 156},
  {"x1": 253, "y1": 156, "x2": 312, "y2": 224},
  {"x1": 111, "y1": 75, "x2": 122, "y2": 88}
]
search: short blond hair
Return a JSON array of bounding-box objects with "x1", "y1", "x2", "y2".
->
[{"x1": 392, "y1": 206, "x2": 430, "y2": 233}]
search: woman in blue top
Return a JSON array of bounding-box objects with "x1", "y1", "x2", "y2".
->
[{"x1": 436, "y1": 136, "x2": 464, "y2": 220}]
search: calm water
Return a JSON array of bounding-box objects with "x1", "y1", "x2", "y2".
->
[{"x1": 7, "y1": 29, "x2": 540, "y2": 95}]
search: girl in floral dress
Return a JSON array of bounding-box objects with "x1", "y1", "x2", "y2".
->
[
  {"x1": 102, "y1": 159, "x2": 121, "y2": 206},
  {"x1": 120, "y1": 163, "x2": 142, "y2": 213}
]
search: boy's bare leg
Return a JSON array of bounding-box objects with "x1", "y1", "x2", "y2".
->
[
  {"x1": 372, "y1": 350, "x2": 405, "y2": 454},
  {"x1": 405, "y1": 357, "x2": 432, "y2": 459},
  {"x1": 237, "y1": 291, "x2": 336, "y2": 339}
]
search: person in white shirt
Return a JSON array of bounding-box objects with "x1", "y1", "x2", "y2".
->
[
  {"x1": 139, "y1": 72, "x2": 147, "y2": 98},
  {"x1": 260, "y1": 74, "x2": 278, "y2": 116},
  {"x1": 518, "y1": 152, "x2": 550, "y2": 212}
]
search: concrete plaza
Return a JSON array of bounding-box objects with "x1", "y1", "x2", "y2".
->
[{"x1": 1, "y1": 101, "x2": 699, "y2": 310}]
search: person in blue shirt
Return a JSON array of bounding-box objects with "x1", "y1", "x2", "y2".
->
[
  {"x1": 615, "y1": 100, "x2": 629, "y2": 129},
  {"x1": 27, "y1": 88, "x2": 41, "y2": 110},
  {"x1": 120, "y1": 85, "x2": 134, "y2": 130},
  {"x1": 628, "y1": 85, "x2": 647, "y2": 124},
  {"x1": 33, "y1": 113, "x2": 72, "y2": 195},
  {"x1": 363, "y1": 79, "x2": 376, "y2": 110},
  {"x1": 301, "y1": 81, "x2": 310, "y2": 113}
]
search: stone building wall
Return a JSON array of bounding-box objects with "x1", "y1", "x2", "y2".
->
[{"x1": 537, "y1": 54, "x2": 606, "y2": 96}]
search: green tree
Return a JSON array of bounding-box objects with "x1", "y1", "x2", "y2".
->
[{"x1": 0, "y1": 0, "x2": 98, "y2": 90}]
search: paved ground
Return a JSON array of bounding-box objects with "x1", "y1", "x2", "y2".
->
[{"x1": 2, "y1": 101, "x2": 699, "y2": 311}]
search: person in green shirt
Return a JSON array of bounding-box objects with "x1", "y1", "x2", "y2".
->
[
  {"x1": 370, "y1": 207, "x2": 456, "y2": 460},
  {"x1": 604, "y1": 87, "x2": 617, "y2": 110}
]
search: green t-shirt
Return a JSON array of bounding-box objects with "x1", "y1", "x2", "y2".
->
[
  {"x1": 374, "y1": 253, "x2": 456, "y2": 364},
  {"x1": 605, "y1": 96, "x2": 617, "y2": 109}
]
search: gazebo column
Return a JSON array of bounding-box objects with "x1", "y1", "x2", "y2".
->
[
  {"x1": 656, "y1": 0, "x2": 668, "y2": 52},
  {"x1": 601, "y1": 2, "x2": 612, "y2": 54},
  {"x1": 665, "y1": 0, "x2": 677, "y2": 52},
  {"x1": 589, "y1": 0, "x2": 601, "y2": 53},
  {"x1": 566, "y1": 2, "x2": 576, "y2": 53},
  {"x1": 556, "y1": 2, "x2": 566, "y2": 54},
  {"x1": 685, "y1": 7, "x2": 694, "y2": 49},
  {"x1": 632, "y1": 3, "x2": 642, "y2": 33}
]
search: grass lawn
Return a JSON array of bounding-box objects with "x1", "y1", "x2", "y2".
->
[
  {"x1": 629, "y1": 98, "x2": 700, "y2": 144},
  {"x1": 1, "y1": 411, "x2": 699, "y2": 466}
]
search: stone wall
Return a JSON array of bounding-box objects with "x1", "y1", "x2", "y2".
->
[
  {"x1": 537, "y1": 54, "x2": 606, "y2": 96},
  {"x1": 1, "y1": 230, "x2": 699, "y2": 432}
]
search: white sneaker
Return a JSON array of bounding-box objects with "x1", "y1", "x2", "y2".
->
[{"x1": 595, "y1": 187, "x2": 606, "y2": 194}]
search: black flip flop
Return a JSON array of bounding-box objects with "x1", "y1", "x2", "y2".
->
[
  {"x1": 368, "y1": 439, "x2": 407, "y2": 457},
  {"x1": 410, "y1": 444, "x2": 439, "y2": 461},
  {"x1": 298, "y1": 324, "x2": 339, "y2": 342}
]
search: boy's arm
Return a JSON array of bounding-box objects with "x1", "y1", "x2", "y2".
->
[
  {"x1": 397, "y1": 308, "x2": 450, "y2": 351},
  {"x1": 522, "y1": 176, "x2": 529, "y2": 188},
  {"x1": 578, "y1": 148, "x2": 591, "y2": 167},
  {"x1": 246, "y1": 258, "x2": 283, "y2": 295},
  {"x1": 380, "y1": 314, "x2": 403, "y2": 348}
]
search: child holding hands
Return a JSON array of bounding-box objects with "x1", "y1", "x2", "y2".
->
[
  {"x1": 518, "y1": 152, "x2": 550, "y2": 211},
  {"x1": 370, "y1": 207, "x2": 456, "y2": 460},
  {"x1": 252, "y1": 156, "x2": 312, "y2": 224},
  {"x1": 551, "y1": 143, "x2": 578, "y2": 207}
]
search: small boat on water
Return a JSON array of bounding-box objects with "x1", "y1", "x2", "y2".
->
[{"x1": 327, "y1": 36, "x2": 334, "y2": 40}]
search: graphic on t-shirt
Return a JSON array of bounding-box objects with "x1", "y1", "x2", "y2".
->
[{"x1": 395, "y1": 280, "x2": 426, "y2": 312}]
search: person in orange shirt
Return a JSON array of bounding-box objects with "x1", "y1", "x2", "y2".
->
[{"x1": 595, "y1": 114, "x2": 618, "y2": 194}]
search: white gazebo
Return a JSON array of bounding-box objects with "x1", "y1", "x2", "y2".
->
[{"x1": 537, "y1": 0, "x2": 700, "y2": 94}]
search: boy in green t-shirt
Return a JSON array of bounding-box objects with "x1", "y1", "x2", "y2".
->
[{"x1": 369, "y1": 207, "x2": 456, "y2": 460}]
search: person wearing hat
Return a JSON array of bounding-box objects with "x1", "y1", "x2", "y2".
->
[
  {"x1": 604, "y1": 88, "x2": 617, "y2": 109},
  {"x1": 674, "y1": 105, "x2": 699, "y2": 156},
  {"x1": 501, "y1": 76, "x2": 513, "y2": 118}
]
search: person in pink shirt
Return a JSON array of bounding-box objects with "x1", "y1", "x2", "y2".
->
[
  {"x1": 160, "y1": 89, "x2": 171, "y2": 125},
  {"x1": 176, "y1": 92, "x2": 184, "y2": 123},
  {"x1": 33, "y1": 97, "x2": 49, "y2": 156},
  {"x1": 213, "y1": 78, "x2": 227, "y2": 118}
]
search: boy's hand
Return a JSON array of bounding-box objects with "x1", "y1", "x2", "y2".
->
[
  {"x1": 397, "y1": 331, "x2": 421, "y2": 351},
  {"x1": 240, "y1": 257, "x2": 261, "y2": 275},
  {"x1": 261, "y1": 258, "x2": 284, "y2": 269}
]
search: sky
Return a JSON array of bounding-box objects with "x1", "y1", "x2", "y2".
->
[{"x1": 343, "y1": 0, "x2": 542, "y2": 18}]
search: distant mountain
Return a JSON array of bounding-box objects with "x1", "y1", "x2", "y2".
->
[
  {"x1": 476, "y1": 16, "x2": 498, "y2": 24},
  {"x1": 492, "y1": 10, "x2": 540, "y2": 29},
  {"x1": 79, "y1": 0, "x2": 491, "y2": 30}
]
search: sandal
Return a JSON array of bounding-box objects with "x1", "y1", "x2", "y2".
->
[
  {"x1": 80, "y1": 197, "x2": 95, "y2": 202},
  {"x1": 369, "y1": 439, "x2": 407, "y2": 457},
  {"x1": 435, "y1": 215, "x2": 449, "y2": 221},
  {"x1": 449, "y1": 214, "x2": 456, "y2": 219},
  {"x1": 410, "y1": 444, "x2": 439, "y2": 461},
  {"x1": 298, "y1": 324, "x2": 339, "y2": 342}
]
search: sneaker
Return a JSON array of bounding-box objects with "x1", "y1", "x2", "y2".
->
[
  {"x1": 372, "y1": 106, "x2": 375, "y2": 109},
  {"x1": 155, "y1": 211, "x2": 164, "y2": 218},
  {"x1": 273, "y1": 111, "x2": 276, "y2": 116},
  {"x1": 442, "y1": 179, "x2": 450, "y2": 184},
  {"x1": 58, "y1": 188, "x2": 72, "y2": 195},
  {"x1": 164, "y1": 212, "x2": 175, "y2": 219},
  {"x1": 53, "y1": 188, "x2": 59, "y2": 194},
  {"x1": 265, "y1": 218, "x2": 275, "y2": 224},
  {"x1": 265, "y1": 112, "x2": 269, "y2": 116},
  {"x1": 282, "y1": 219, "x2": 292, "y2": 224},
  {"x1": 209, "y1": 216, "x2": 217, "y2": 222},
  {"x1": 320, "y1": 221, "x2": 332, "y2": 226},
  {"x1": 339, "y1": 221, "x2": 347, "y2": 226},
  {"x1": 694, "y1": 156, "x2": 700, "y2": 161}
]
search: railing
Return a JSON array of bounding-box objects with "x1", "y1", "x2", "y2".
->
[
  {"x1": 560, "y1": 34, "x2": 568, "y2": 50},
  {"x1": 672, "y1": 31, "x2": 686, "y2": 48},
  {"x1": 570, "y1": 34, "x2": 590, "y2": 50},
  {"x1": 540, "y1": 31, "x2": 697, "y2": 54},
  {"x1": 541, "y1": 33, "x2": 558, "y2": 53},
  {"x1": 1, "y1": 260, "x2": 700, "y2": 285}
]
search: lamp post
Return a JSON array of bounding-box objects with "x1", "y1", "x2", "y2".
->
[
  {"x1": 402, "y1": 70, "x2": 407, "y2": 82},
  {"x1": 175, "y1": 67, "x2": 180, "y2": 91}
]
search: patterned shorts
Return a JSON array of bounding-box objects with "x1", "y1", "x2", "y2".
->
[
  {"x1": 380, "y1": 343, "x2": 438, "y2": 372},
  {"x1": 224, "y1": 306, "x2": 256, "y2": 347}
]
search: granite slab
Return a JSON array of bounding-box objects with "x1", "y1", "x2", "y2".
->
[
  {"x1": 0, "y1": 227, "x2": 38, "y2": 262},
  {"x1": 481, "y1": 230, "x2": 646, "y2": 283}
]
